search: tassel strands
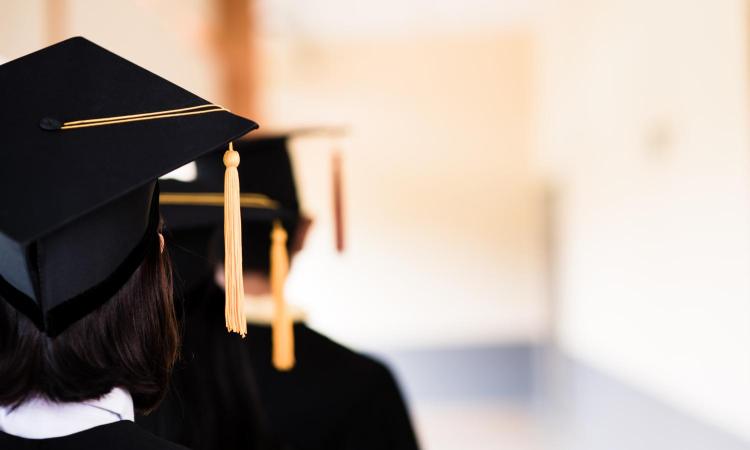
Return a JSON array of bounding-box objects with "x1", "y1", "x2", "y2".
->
[
  {"x1": 271, "y1": 220, "x2": 295, "y2": 370},
  {"x1": 223, "y1": 142, "x2": 246, "y2": 337}
]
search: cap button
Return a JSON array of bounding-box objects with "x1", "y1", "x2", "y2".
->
[{"x1": 39, "y1": 117, "x2": 62, "y2": 131}]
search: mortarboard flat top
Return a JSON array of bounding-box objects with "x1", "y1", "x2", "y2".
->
[
  {"x1": 0, "y1": 37, "x2": 257, "y2": 335},
  {"x1": 0, "y1": 36, "x2": 254, "y2": 244}
]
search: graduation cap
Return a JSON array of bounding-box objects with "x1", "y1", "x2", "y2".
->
[
  {"x1": 0, "y1": 37, "x2": 257, "y2": 337},
  {"x1": 161, "y1": 135, "x2": 300, "y2": 227},
  {"x1": 158, "y1": 136, "x2": 300, "y2": 326},
  {"x1": 161, "y1": 130, "x2": 347, "y2": 370},
  {"x1": 160, "y1": 135, "x2": 301, "y2": 370},
  {"x1": 250, "y1": 127, "x2": 348, "y2": 253}
]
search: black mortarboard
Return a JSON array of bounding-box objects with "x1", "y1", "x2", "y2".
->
[
  {"x1": 160, "y1": 135, "x2": 300, "y2": 227},
  {"x1": 162, "y1": 135, "x2": 301, "y2": 370},
  {"x1": 160, "y1": 131, "x2": 347, "y2": 371},
  {"x1": 0, "y1": 37, "x2": 257, "y2": 336},
  {"x1": 159, "y1": 136, "x2": 300, "y2": 298}
]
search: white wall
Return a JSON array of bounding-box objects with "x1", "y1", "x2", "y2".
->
[
  {"x1": 262, "y1": 31, "x2": 547, "y2": 349},
  {"x1": 538, "y1": 0, "x2": 750, "y2": 441}
]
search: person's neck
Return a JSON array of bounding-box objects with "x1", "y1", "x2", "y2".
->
[
  {"x1": 213, "y1": 266, "x2": 272, "y2": 296},
  {"x1": 213, "y1": 266, "x2": 307, "y2": 324},
  {"x1": 243, "y1": 271, "x2": 272, "y2": 296}
]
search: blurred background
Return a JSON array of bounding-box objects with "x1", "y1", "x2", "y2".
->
[{"x1": 3, "y1": 0, "x2": 750, "y2": 448}]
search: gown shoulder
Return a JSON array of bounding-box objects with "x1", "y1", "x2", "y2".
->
[
  {"x1": 0, "y1": 420, "x2": 190, "y2": 450},
  {"x1": 247, "y1": 322, "x2": 420, "y2": 450}
]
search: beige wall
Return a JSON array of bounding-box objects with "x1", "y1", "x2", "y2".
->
[
  {"x1": 264, "y1": 33, "x2": 547, "y2": 348},
  {"x1": 0, "y1": 1, "x2": 546, "y2": 348},
  {"x1": 0, "y1": 1, "x2": 45, "y2": 58},
  {"x1": 0, "y1": 0, "x2": 218, "y2": 103},
  {"x1": 538, "y1": 0, "x2": 750, "y2": 441}
]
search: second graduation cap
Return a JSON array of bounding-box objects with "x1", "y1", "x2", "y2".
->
[
  {"x1": 161, "y1": 135, "x2": 300, "y2": 370},
  {"x1": 0, "y1": 37, "x2": 257, "y2": 337},
  {"x1": 160, "y1": 131, "x2": 347, "y2": 371}
]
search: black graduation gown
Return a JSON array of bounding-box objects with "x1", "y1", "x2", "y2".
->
[
  {"x1": 0, "y1": 421, "x2": 188, "y2": 450},
  {"x1": 207, "y1": 281, "x2": 419, "y2": 450},
  {"x1": 246, "y1": 322, "x2": 420, "y2": 450},
  {"x1": 141, "y1": 280, "x2": 420, "y2": 450},
  {"x1": 137, "y1": 277, "x2": 281, "y2": 450}
]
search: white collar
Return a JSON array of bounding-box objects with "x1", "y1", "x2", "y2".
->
[{"x1": 0, "y1": 387, "x2": 134, "y2": 439}]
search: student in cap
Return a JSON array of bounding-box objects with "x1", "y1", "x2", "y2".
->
[
  {"x1": 151, "y1": 134, "x2": 420, "y2": 450},
  {"x1": 0, "y1": 37, "x2": 258, "y2": 449}
]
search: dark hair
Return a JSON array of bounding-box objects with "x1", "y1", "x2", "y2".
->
[{"x1": 0, "y1": 230, "x2": 178, "y2": 413}]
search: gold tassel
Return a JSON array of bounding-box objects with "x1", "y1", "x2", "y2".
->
[
  {"x1": 271, "y1": 220, "x2": 295, "y2": 370},
  {"x1": 223, "y1": 142, "x2": 246, "y2": 337}
]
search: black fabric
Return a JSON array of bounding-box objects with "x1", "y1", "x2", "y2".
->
[
  {"x1": 137, "y1": 280, "x2": 283, "y2": 450},
  {"x1": 0, "y1": 420, "x2": 189, "y2": 450},
  {"x1": 142, "y1": 281, "x2": 420, "y2": 450},
  {"x1": 163, "y1": 226, "x2": 215, "y2": 300},
  {"x1": 0, "y1": 36, "x2": 257, "y2": 333},
  {"x1": 246, "y1": 322, "x2": 420, "y2": 449},
  {"x1": 160, "y1": 135, "x2": 301, "y2": 275},
  {"x1": 0, "y1": 37, "x2": 255, "y2": 244},
  {"x1": 205, "y1": 220, "x2": 299, "y2": 275},
  {"x1": 225, "y1": 137, "x2": 300, "y2": 215},
  {"x1": 0, "y1": 183, "x2": 159, "y2": 335},
  {"x1": 160, "y1": 135, "x2": 300, "y2": 230},
  {"x1": 43, "y1": 184, "x2": 160, "y2": 336},
  {"x1": 0, "y1": 273, "x2": 44, "y2": 330}
]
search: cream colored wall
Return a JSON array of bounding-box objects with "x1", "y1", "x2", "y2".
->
[
  {"x1": 538, "y1": 0, "x2": 750, "y2": 441},
  {"x1": 262, "y1": 33, "x2": 547, "y2": 348},
  {"x1": 0, "y1": 0, "x2": 546, "y2": 348},
  {"x1": 0, "y1": 0, "x2": 218, "y2": 103},
  {"x1": 0, "y1": 0, "x2": 45, "y2": 57}
]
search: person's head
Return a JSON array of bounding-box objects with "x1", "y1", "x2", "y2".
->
[
  {"x1": 0, "y1": 229, "x2": 178, "y2": 414},
  {"x1": 209, "y1": 215, "x2": 313, "y2": 279},
  {"x1": 0, "y1": 36, "x2": 257, "y2": 415}
]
